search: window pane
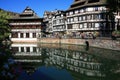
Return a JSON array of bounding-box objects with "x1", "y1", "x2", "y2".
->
[
  {"x1": 21, "y1": 47, "x2": 24, "y2": 52},
  {"x1": 12, "y1": 32, "x2": 18, "y2": 38},
  {"x1": 26, "y1": 47, "x2": 30, "y2": 52},
  {"x1": 33, "y1": 33, "x2": 36, "y2": 38},
  {"x1": 33, "y1": 47, "x2": 37, "y2": 52},
  {"x1": 20, "y1": 33, "x2": 23, "y2": 38},
  {"x1": 26, "y1": 33, "x2": 29, "y2": 38}
]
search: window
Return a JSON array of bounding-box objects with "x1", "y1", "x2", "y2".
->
[
  {"x1": 95, "y1": 23, "x2": 99, "y2": 28},
  {"x1": 66, "y1": 13, "x2": 69, "y2": 16},
  {"x1": 80, "y1": 9, "x2": 84, "y2": 13},
  {"x1": 84, "y1": 23, "x2": 87, "y2": 28},
  {"x1": 75, "y1": 10, "x2": 79, "y2": 14},
  {"x1": 87, "y1": 7, "x2": 94, "y2": 12},
  {"x1": 20, "y1": 33, "x2": 23, "y2": 38},
  {"x1": 21, "y1": 47, "x2": 24, "y2": 52},
  {"x1": 92, "y1": 23, "x2": 95, "y2": 28},
  {"x1": 26, "y1": 33, "x2": 29, "y2": 38},
  {"x1": 67, "y1": 18, "x2": 70, "y2": 22},
  {"x1": 68, "y1": 24, "x2": 72, "y2": 29},
  {"x1": 83, "y1": 16, "x2": 86, "y2": 20},
  {"x1": 12, "y1": 47, "x2": 18, "y2": 52},
  {"x1": 79, "y1": 24, "x2": 83, "y2": 28},
  {"x1": 95, "y1": 7, "x2": 98, "y2": 11},
  {"x1": 83, "y1": 8, "x2": 86, "y2": 12},
  {"x1": 70, "y1": 11, "x2": 73, "y2": 15},
  {"x1": 33, "y1": 47, "x2": 37, "y2": 52},
  {"x1": 62, "y1": 19, "x2": 64, "y2": 23},
  {"x1": 70, "y1": 18, "x2": 74, "y2": 22},
  {"x1": 93, "y1": 14, "x2": 99, "y2": 20},
  {"x1": 68, "y1": 18, "x2": 74, "y2": 22},
  {"x1": 33, "y1": 33, "x2": 36, "y2": 38},
  {"x1": 12, "y1": 32, "x2": 18, "y2": 38},
  {"x1": 79, "y1": 16, "x2": 83, "y2": 21},
  {"x1": 26, "y1": 47, "x2": 30, "y2": 52},
  {"x1": 74, "y1": 17, "x2": 78, "y2": 22},
  {"x1": 88, "y1": 23, "x2": 92, "y2": 28},
  {"x1": 119, "y1": 12, "x2": 120, "y2": 16},
  {"x1": 87, "y1": 15, "x2": 92, "y2": 20},
  {"x1": 53, "y1": 21, "x2": 56, "y2": 24}
]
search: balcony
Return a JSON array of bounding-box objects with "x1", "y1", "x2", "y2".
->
[
  {"x1": 9, "y1": 22, "x2": 41, "y2": 25},
  {"x1": 53, "y1": 28, "x2": 66, "y2": 32},
  {"x1": 67, "y1": 10, "x2": 107, "y2": 18}
]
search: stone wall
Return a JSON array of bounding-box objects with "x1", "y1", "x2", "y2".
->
[{"x1": 39, "y1": 38, "x2": 120, "y2": 51}]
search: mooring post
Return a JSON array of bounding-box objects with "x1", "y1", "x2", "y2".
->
[{"x1": 85, "y1": 41, "x2": 89, "y2": 47}]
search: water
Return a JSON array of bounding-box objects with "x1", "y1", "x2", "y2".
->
[{"x1": 10, "y1": 43, "x2": 120, "y2": 80}]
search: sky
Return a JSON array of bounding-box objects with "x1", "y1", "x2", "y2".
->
[{"x1": 0, "y1": 0, "x2": 73, "y2": 17}]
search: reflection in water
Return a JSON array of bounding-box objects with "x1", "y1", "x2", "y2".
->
[
  {"x1": 11, "y1": 43, "x2": 120, "y2": 80},
  {"x1": 0, "y1": 43, "x2": 22, "y2": 80}
]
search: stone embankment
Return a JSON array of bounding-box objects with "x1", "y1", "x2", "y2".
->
[{"x1": 39, "y1": 38, "x2": 120, "y2": 51}]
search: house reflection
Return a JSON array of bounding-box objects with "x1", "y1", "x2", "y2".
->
[
  {"x1": 11, "y1": 43, "x2": 120, "y2": 80},
  {"x1": 11, "y1": 43, "x2": 43, "y2": 74},
  {"x1": 44, "y1": 48, "x2": 103, "y2": 77}
]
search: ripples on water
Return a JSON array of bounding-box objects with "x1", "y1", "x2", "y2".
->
[{"x1": 2, "y1": 43, "x2": 120, "y2": 80}]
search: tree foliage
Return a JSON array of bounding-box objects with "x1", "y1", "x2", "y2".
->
[
  {"x1": 106, "y1": 0, "x2": 120, "y2": 36},
  {"x1": 107, "y1": 0, "x2": 120, "y2": 13},
  {"x1": 0, "y1": 10, "x2": 11, "y2": 41}
]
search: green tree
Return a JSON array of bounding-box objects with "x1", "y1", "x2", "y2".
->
[
  {"x1": 0, "y1": 10, "x2": 11, "y2": 42},
  {"x1": 103, "y1": 0, "x2": 120, "y2": 37},
  {"x1": 107, "y1": 0, "x2": 119, "y2": 13},
  {"x1": 107, "y1": 0, "x2": 120, "y2": 30}
]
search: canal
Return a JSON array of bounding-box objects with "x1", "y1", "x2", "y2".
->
[{"x1": 1, "y1": 43, "x2": 120, "y2": 80}]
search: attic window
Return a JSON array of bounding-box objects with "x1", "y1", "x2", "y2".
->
[{"x1": 88, "y1": 0, "x2": 100, "y2": 3}]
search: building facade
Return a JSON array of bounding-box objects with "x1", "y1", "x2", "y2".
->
[
  {"x1": 43, "y1": 11, "x2": 54, "y2": 33},
  {"x1": 43, "y1": 10, "x2": 67, "y2": 38},
  {"x1": 52, "y1": 10, "x2": 66, "y2": 35},
  {"x1": 115, "y1": 11, "x2": 120, "y2": 30},
  {"x1": 11, "y1": 43, "x2": 43, "y2": 74},
  {"x1": 45, "y1": 48, "x2": 103, "y2": 77},
  {"x1": 43, "y1": 0, "x2": 120, "y2": 38},
  {"x1": 66, "y1": 0, "x2": 112, "y2": 37},
  {"x1": 9, "y1": 7, "x2": 43, "y2": 42}
]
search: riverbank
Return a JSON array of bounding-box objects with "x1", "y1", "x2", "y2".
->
[{"x1": 39, "y1": 38, "x2": 120, "y2": 51}]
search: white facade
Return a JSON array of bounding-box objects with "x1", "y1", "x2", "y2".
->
[
  {"x1": 115, "y1": 12, "x2": 120, "y2": 30},
  {"x1": 52, "y1": 11, "x2": 66, "y2": 32},
  {"x1": 66, "y1": 6, "x2": 107, "y2": 32},
  {"x1": 11, "y1": 43, "x2": 40, "y2": 55},
  {"x1": 43, "y1": 11, "x2": 54, "y2": 33},
  {"x1": 10, "y1": 29, "x2": 41, "y2": 42},
  {"x1": 9, "y1": 7, "x2": 42, "y2": 42}
]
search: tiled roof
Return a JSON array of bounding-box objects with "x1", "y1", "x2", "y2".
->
[
  {"x1": 10, "y1": 6, "x2": 41, "y2": 20},
  {"x1": 67, "y1": 0, "x2": 107, "y2": 11}
]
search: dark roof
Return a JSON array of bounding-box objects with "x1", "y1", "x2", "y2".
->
[
  {"x1": 44, "y1": 10, "x2": 65, "y2": 17},
  {"x1": 10, "y1": 6, "x2": 41, "y2": 20},
  {"x1": 67, "y1": 0, "x2": 107, "y2": 11}
]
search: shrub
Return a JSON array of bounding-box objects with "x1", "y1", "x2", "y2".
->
[{"x1": 112, "y1": 30, "x2": 120, "y2": 37}]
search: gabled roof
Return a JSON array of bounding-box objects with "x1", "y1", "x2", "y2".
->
[
  {"x1": 67, "y1": 0, "x2": 107, "y2": 11},
  {"x1": 20, "y1": 6, "x2": 35, "y2": 16},
  {"x1": 10, "y1": 6, "x2": 41, "y2": 20}
]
